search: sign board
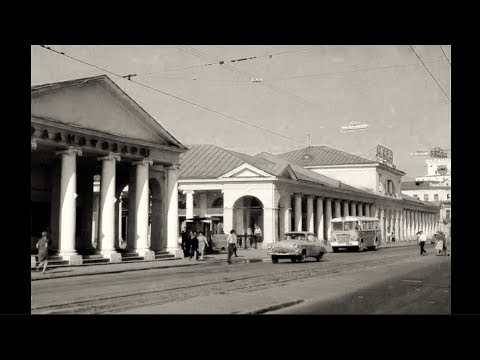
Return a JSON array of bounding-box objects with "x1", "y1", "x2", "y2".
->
[{"x1": 376, "y1": 145, "x2": 393, "y2": 163}]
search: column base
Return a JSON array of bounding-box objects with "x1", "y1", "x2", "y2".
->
[
  {"x1": 167, "y1": 247, "x2": 184, "y2": 259},
  {"x1": 101, "y1": 251, "x2": 122, "y2": 263},
  {"x1": 59, "y1": 254, "x2": 83, "y2": 265},
  {"x1": 136, "y1": 249, "x2": 156, "y2": 260}
]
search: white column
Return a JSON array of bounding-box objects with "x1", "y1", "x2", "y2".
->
[
  {"x1": 97, "y1": 154, "x2": 121, "y2": 261},
  {"x1": 306, "y1": 196, "x2": 314, "y2": 233},
  {"x1": 343, "y1": 201, "x2": 349, "y2": 217},
  {"x1": 401, "y1": 210, "x2": 406, "y2": 241},
  {"x1": 410, "y1": 211, "x2": 415, "y2": 239},
  {"x1": 57, "y1": 147, "x2": 82, "y2": 264},
  {"x1": 223, "y1": 207, "x2": 234, "y2": 234},
  {"x1": 295, "y1": 193, "x2": 302, "y2": 231},
  {"x1": 118, "y1": 194, "x2": 123, "y2": 243},
  {"x1": 199, "y1": 192, "x2": 208, "y2": 217},
  {"x1": 350, "y1": 202, "x2": 357, "y2": 216},
  {"x1": 334, "y1": 200, "x2": 341, "y2": 219},
  {"x1": 184, "y1": 190, "x2": 195, "y2": 219},
  {"x1": 380, "y1": 208, "x2": 385, "y2": 243},
  {"x1": 280, "y1": 195, "x2": 292, "y2": 236},
  {"x1": 263, "y1": 207, "x2": 278, "y2": 248},
  {"x1": 166, "y1": 164, "x2": 181, "y2": 257},
  {"x1": 357, "y1": 203, "x2": 363, "y2": 217},
  {"x1": 316, "y1": 198, "x2": 324, "y2": 240},
  {"x1": 325, "y1": 198, "x2": 332, "y2": 241},
  {"x1": 372, "y1": 205, "x2": 377, "y2": 219},
  {"x1": 395, "y1": 210, "x2": 400, "y2": 242},
  {"x1": 133, "y1": 159, "x2": 153, "y2": 258},
  {"x1": 365, "y1": 204, "x2": 370, "y2": 217}
]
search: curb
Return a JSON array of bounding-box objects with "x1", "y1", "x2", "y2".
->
[{"x1": 236, "y1": 299, "x2": 304, "y2": 315}]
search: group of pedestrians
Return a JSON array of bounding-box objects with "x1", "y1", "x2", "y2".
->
[
  {"x1": 226, "y1": 224, "x2": 263, "y2": 264},
  {"x1": 417, "y1": 230, "x2": 449, "y2": 256},
  {"x1": 181, "y1": 230, "x2": 209, "y2": 261}
]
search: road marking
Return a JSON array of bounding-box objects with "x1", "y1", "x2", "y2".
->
[{"x1": 401, "y1": 279, "x2": 423, "y2": 283}]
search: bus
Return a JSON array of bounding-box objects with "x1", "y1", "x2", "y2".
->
[{"x1": 330, "y1": 216, "x2": 382, "y2": 252}]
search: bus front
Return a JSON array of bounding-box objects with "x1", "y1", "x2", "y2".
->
[{"x1": 330, "y1": 218, "x2": 361, "y2": 252}]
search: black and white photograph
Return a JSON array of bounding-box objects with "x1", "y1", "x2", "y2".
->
[{"x1": 29, "y1": 44, "x2": 451, "y2": 315}]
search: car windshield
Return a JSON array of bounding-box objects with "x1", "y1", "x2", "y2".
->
[
  {"x1": 332, "y1": 222, "x2": 343, "y2": 231},
  {"x1": 344, "y1": 221, "x2": 361, "y2": 231},
  {"x1": 284, "y1": 233, "x2": 307, "y2": 241}
]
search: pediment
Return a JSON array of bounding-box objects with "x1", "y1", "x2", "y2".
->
[
  {"x1": 220, "y1": 163, "x2": 273, "y2": 178},
  {"x1": 278, "y1": 165, "x2": 298, "y2": 180},
  {"x1": 31, "y1": 76, "x2": 183, "y2": 148}
]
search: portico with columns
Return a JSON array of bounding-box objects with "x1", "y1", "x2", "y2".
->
[{"x1": 31, "y1": 75, "x2": 186, "y2": 266}]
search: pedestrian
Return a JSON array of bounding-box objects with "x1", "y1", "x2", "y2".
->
[
  {"x1": 417, "y1": 230, "x2": 428, "y2": 255},
  {"x1": 442, "y1": 231, "x2": 449, "y2": 256},
  {"x1": 36, "y1": 231, "x2": 49, "y2": 273},
  {"x1": 246, "y1": 227, "x2": 253, "y2": 249},
  {"x1": 391, "y1": 230, "x2": 396, "y2": 243},
  {"x1": 190, "y1": 231, "x2": 199, "y2": 261},
  {"x1": 197, "y1": 232, "x2": 208, "y2": 260},
  {"x1": 182, "y1": 229, "x2": 192, "y2": 258},
  {"x1": 434, "y1": 231, "x2": 444, "y2": 256},
  {"x1": 253, "y1": 224, "x2": 262, "y2": 249},
  {"x1": 227, "y1": 230, "x2": 237, "y2": 264}
]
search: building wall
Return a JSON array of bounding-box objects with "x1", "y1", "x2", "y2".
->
[
  {"x1": 308, "y1": 166, "x2": 378, "y2": 192},
  {"x1": 402, "y1": 188, "x2": 451, "y2": 202}
]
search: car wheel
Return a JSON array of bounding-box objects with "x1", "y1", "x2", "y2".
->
[
  {"x1": 291, "y1": 257, "x2": 297, "y2": 263},
  {"x1": 332, "y1": 247, "x2": 339, "y2": 253},
  {"x1": 316, "y1": 252, "x2": 324, "y2": 262},
  {"x1": 358, "y1": 241, "x2": 365, "y2": 252},
  {"x1": 300, "y1": 251, "x2": 307, "y2": 263},
  {"x1": 272, "y1": 256, "x2": 278, "y2": 264}
]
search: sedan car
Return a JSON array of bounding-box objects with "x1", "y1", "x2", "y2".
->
[{"x1": 267, "y1": 231, "x2": 327, "y2": 263}]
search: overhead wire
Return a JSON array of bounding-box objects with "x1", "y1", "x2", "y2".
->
[
  {"x1": 409, "y1": 45, "x2": 451, "y2": 103},
  {"x1": 36, "y1": 45, "x2": 307, "y2": 146},
  {"x1": 177, "y1": 45, "x2": 314, "y2": 106}
]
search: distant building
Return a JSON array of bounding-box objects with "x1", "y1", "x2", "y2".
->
[{"x1": 401, "y1": 157, "x2": 451, "y2": 235}]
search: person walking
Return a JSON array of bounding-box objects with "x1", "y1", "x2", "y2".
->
[
  {"x1": 227, "y1": 230, "x2": 237, "y2": 264},
  {"x1": 391, "y1": 229, "x2": 396, "y2": 243},
  {"x1": 197, "y1": 232, "x2": 208, "y2": 260},
  {"x1": 253, "y1": 224, "x2": 262, "y2": 249},
  {"x1": 181, "y1": 230, "x2": 191, "y2": 258},
  {"x1": 246, "y1": 227, "x2": 253, "y2": 249},
  {"x1": 417, "y1": 230, "x2": 428, "y2": 255},
  {"x1": 434, "y1": 231, "x2": 444, "y2": 256},
  {"x1": 190, "y1": 231, "x2": 199, "y2": 261},
  {"x1": 36, "y1": 231, "x2": 49, "y2": 273}
]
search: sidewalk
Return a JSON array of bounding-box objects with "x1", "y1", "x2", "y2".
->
[{"x1": 30, "y1": 240, "x2": 422, "y2": 281}]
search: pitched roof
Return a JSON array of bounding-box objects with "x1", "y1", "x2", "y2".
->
[
  {"x1": 276, "y1": 146, "x2": 376, "y2": 167},
  {"x1": 401, "y1": 194, "x2": 439, "y2": 208},
  {"x1": 32, "y1": 75, "x2": 186, "y2": 150},
  {"x1": 401, "y1": 181, "x2": 451, "y2": 191}
]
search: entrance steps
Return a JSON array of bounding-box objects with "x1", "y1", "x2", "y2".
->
[{"x1": 31, "y1": 250, "x2": 179, "y2": 270}]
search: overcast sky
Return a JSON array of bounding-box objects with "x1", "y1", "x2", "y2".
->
[{"x1": 31, "y1": 45, "x2": 451, "y2": 179}]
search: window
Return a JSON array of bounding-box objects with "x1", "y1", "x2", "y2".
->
[
  {"x1": 413, "y1": 194, "x2": 419, "y2": 199},
  {"x1": 434, "y1": 194, "x2": 439, "y2": 201},
  {"x1": 446, "y1": 210, "x2": 451, "y2": 219},
  {"x1": 344, "y1": 221, "x2": 357, "y2": 230},
  {"x1": 424, "y1": 194, "x2": 429, "y2": 201},
  {"x1": 332, "y1": 222, "x2": 343, "y2": 231},
  {"x1": 447, "y1": 194, "x2": 451, "y2": 199},
  {"x1": 307, "y1": 234, "x2": 317, "y2": 241},
  {"x1": 211, "y1": 197, "x2": 224, "y2": 208}
]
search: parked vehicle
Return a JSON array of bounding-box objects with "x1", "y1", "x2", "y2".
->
[
  {"x1": 330, "y1": 216, "x2": 381, "y2": 252},
  {"x1": 267, "y1": 231, "x2": 327, "y2": 263}
]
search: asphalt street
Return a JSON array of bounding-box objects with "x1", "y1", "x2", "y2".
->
[{"x1": 31, "y1": 244, "x2": 450, "y2": 314}]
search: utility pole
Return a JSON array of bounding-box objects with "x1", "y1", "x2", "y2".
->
[{"x1": 306, "y1": 133, "x2": 311, "y2": 147}]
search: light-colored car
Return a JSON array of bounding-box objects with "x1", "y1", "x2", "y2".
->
[{"x1": 267, "y1": 231, "x2": 327, "y2": 263}]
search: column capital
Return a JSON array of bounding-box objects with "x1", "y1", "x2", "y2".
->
[
  {"x1": 132, "y1": 158, "x2": 153, "y2": 166},
  {"x1": 98, "y1": 153, "x2": 121, "y2": 162},
  {"x1": 167, "y1": 163, "x2": 180, "y2": 171},
  {"x1": 294, "y1": 193, "x2": 303, "y2": 197},
  {"x1": 183, "y1": 190, "x2": 195, "y2": 195},
  {"x1": 307, "y1": 195, "x2": 315, "y2": 200},
  {"x1": 56, "y1": 146, "x2": 82, "y2": 157}
]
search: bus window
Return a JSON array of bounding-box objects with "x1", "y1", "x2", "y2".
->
[
  {"x1": 344, "y1": 221, "x2": 357, "y2": 230},
  {"x1": 332, "y1": 222, "x2": 343, "y2": 231}
]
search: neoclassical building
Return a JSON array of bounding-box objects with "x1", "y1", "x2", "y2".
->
[
  {"x1": 178, "y1": 145, "x2": 440, "y2": 248},
  {"x1": 31, "y1": 75, "x2": 186, "y2": 266}
]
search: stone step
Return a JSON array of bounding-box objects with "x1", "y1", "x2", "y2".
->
[
  {"x1": 82, "y1": 254, "x2": 106, "y2": 260},
  {"x1": 121, "y1": 256, "x2": 144, "y2": 262},
  {"x1": 82, "y1": 258, "x2": 110, "y2": 264},
  {"x1": 120, "y1": 252, "x2": 139, "y2": 257},
  {"x1": 155, "y1": 253, "x2": 175, "y2": 259}
]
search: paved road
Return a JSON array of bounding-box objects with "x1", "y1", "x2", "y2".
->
[{"x1": 31, "y1": 244, "x2": 448, "y2": 314}]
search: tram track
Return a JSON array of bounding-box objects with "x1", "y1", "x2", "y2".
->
[{"x1": 32, "y1": 252, "x2": 418, "y2": 314}]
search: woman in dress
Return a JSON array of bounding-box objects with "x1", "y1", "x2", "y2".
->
[
  {"x1": 36, "y1": 231, "x2": 49, "y2": 273},
  {"x1": 197, "y1": 232, "x2": 208, "y2": 260},
  {"x1": 435, "y1": 231, "x2": 445, "y2": 256}
]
